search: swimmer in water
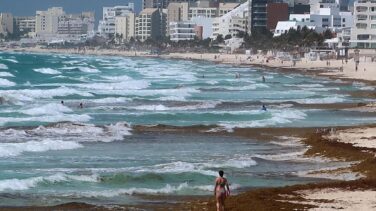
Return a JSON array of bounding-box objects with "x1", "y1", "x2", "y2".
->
[
  {"x1": 79, "y1": 102, "x2": 83, "y2": 108},
  {"x1": 262, "y1": 76, "x2": 265, "y2": 83},
  {"x1": 262, "y1": 104, "x2": 267, "y2": 111}
]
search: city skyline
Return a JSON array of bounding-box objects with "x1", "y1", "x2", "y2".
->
[{"x1": 0, "y1": 0, "x2": 141, "y2": 25}]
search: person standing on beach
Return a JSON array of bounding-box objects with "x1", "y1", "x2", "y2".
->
[{"x1": 214, "y1": 170, "x2": 230, "y2": 211}]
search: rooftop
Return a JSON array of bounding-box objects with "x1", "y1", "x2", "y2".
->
[{"x1": 139, "y1": 8, "x2": 158, "y2": 15}]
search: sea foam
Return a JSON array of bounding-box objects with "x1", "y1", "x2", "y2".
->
[
  {"x1": 0, "y1": 72, "x2": 14, "y2": 77},
  {"x1": 21, "y1": 103, "x2": 72, "y2": 116},
  {"x1": 33, "y1": 68, "x2": 61, "y2": 75},
  {"x1": 0, "y1": 78, "x2": 15, "y2": 87},
  {"x1": 0, "y1": 173, "x2": 97, "y2": 191},
  {"x1": 0, "y1": 139, "x2": 82, "y2": 158},
  {"x1": 0, "y1": 64, "x2": 8, "y2": 69},
  {"x1": 0, "y1": 122, "x2": 132, "y2": 143}
]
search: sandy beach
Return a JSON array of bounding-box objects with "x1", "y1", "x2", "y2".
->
[{"x1": 0, "y1": 46, "x2": 376, "y2": 210}]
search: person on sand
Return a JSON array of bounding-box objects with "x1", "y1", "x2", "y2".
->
[{"x1": 214, "y1": 170, "x2": 230, "y2": 211}]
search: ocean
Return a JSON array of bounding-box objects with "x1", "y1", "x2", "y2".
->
[{"x1": 0, "y1": 52, "x2": 374, "y2": 206}]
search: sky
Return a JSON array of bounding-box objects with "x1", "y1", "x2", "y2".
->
[{"x1": 0, "y1": 0, "x2": 142, "y2": 25}]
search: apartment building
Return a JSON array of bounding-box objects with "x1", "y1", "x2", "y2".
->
[
  {"x1": 249, "y1": 0, "x2": 268, "y2": 31},
  {"x1": 114, "y1": 13, "x2": 136, "y2": 42},
  {"x1": 169, "y1": 21, "x2": 196, "y2": 41},
  {"x1": 0, "y1": 13, "x2": 14, "y2": 36},
  {"x1": 189, "y1": 7, "x2": 218, "y2": 18},
  {"x1": 35, "y1": 7, "x2": 65, "y2": 34},
  {"x1": 136, "y1": 8, "x2": 166, "y2": 41},
  {"x1": 212, "y1": 1, "x2": 248, "y2": 38},
  {"x1": 167, "y1": 2, "x2": 189, "y2": 35},
  {"x1": 98, "y1": 4, "x2": 135, "y2": 37},
  {"x1": 350, "y1": 0, "x2": 376, "y2": 48},
  {"x1": 15, "y1": 16, "x2": 36, "y2": 33},
  {"x1": 57, "y1": 12, "x2": 95, "y2": 35}
]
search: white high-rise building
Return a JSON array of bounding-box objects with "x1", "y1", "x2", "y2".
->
[
  {"x1": 57, "y1": 12, "x2": 95, "y2": 35},
  {"x1": 310, "y1": 0, "x2": 340, "y2": 14},
  {"x1": 35, "y1": 7, "x2": 65, "y2": 35},
  {"x1": 98, "y1": 4, "x2": 135, "y2": 37},
  {"x1": 212, "y1": 2, "x2": 248, "y2": 39},
  {"x1": 350, "y1": 0, "x2": 376, "y2": 48},
  {"x1": 34, "y1": 7, "x2": 95, "y2": 42},
  {"x1": 169, "y1": 21, "x2": 196, "y2": 41},
  {"x1": 274, "y1": 0, "x2": 352, "y2": 37}
]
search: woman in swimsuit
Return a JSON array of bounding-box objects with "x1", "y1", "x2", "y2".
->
[{"x1": 214, "y1": 170, "x2": 230, "y2": 211}]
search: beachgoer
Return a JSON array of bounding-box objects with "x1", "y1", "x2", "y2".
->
[
  {"x1": 214, "y1": 170, "x2": 230, "y2": 211},
  {"x1": 61, "y1": 100, "x2": 64, "y2": 105},
  {"x1": 262, "y1": 104, "x2": 267, "y2": 111},
  {"x1": 79, "y1": 102, "x2": 83, "y2": 108},
  {"x1": 262, "y1": 76, "x2": 266, "y2": 83}
]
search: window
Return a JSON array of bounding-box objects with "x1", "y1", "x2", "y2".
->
[
  {"x1": 322, "y1": 18, "x2": 329, "y2": 22},
  {"x1": 356, "y1": 23, "x2": 367, "y2": 29},
  {"x1": 342, "y1": 18, "x2": 345, "y2": 22},
  {"x1": 371, "y1": 24, "x2": 376, "y2": 29},
  {"x1": 357, "y1": 15, "x2": 368, "y2": 20},
  {"x1": 357, "y1": 6, "x2": 368, "y2": 12},
  {"x1": 357, "y1": 34, "x2": 369, "y2": 40}
]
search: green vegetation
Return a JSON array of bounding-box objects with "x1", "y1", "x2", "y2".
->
[{"x1": 244, "y1": 26, "x2": 333, "y2": 51}]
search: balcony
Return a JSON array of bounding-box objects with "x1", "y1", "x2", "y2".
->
[
  {"x1": 253, "y1": 17, "x2": 267, "y2": 20},
  {"x1": 253, "y1": 10, "x2": 266, "y2": 14}
]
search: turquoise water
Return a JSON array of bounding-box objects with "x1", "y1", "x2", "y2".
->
[{"x1": 0, "y1": 52, "x2": 374, "y2": 206}]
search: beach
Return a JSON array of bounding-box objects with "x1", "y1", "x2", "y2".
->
[{"x1": 0, "y1": 47, "x2": 375, "y2": 210}]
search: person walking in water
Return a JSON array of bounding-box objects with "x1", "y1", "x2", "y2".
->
[
  {"x1": 262, "y1": 104, "x2": 267, "y2": 111},
  {"x1": 214, "y1": 170, "x2": 230, "y2": 211}
]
